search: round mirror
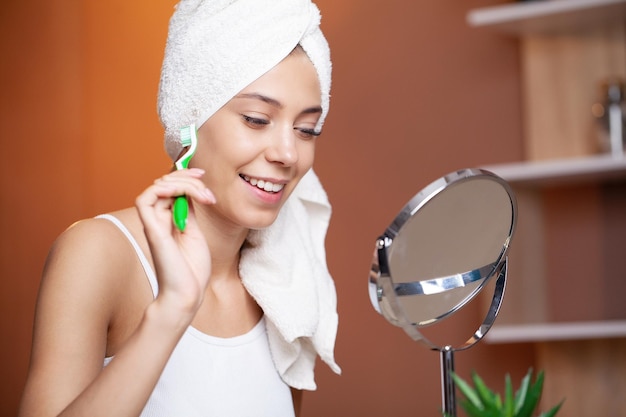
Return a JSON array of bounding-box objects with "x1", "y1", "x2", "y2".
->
[{"x1": 369, "y1": 168, "x2": 516, "y2": 348}]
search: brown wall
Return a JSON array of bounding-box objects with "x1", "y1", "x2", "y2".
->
[{"x1": 0, "y1": 1, "x2": 534, "y2": 416}]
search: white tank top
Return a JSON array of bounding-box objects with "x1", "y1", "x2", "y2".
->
[{"x1": 98, "y1": 214, "x2": 295, "y2": 417}]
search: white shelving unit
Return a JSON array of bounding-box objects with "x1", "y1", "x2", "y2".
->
[
  {"x1": 468, "y1": 0, "x2": 626, "y2": 342},
  {"x1": 467, "y1": 0, "x2": 626, "y2": 34},
  {"x1": 482, "y1": 154, "x2": 626, "y2": 186},
  {"x1": 468, "y1": 4, "x2": 626, "y2": 414},
  {"x1": 486, "y1": 320, "x2": 626, "y2": 343}
]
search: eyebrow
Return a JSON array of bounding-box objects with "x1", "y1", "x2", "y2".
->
[{"x1": 235, "y1": 92, "x2": 323, "y2": 115}]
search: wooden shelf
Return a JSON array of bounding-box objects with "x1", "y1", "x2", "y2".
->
[
  {"x1": 467, "y1": 0, "x2": 626, "y2": 35},
  {"x1": 470, "y1": 5, "x2": 626, "y2": 413},
  {"x1": 485, "y1": 320, "x2": 626, "y2": 343},
  {"x1": 482, "y1": 154, "x2": 626, "y2": 187}
]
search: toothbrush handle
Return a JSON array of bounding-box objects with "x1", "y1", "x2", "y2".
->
[{"x1": 173, "y1": 195, "x2": 189, "y2": 232}]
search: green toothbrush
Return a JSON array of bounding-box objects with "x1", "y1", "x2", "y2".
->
[{"x1": 173, "y1": 124, "x2": 198, "y2": 232}]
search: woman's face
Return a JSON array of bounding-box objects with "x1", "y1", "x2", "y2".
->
[{"x1": 192, "y1": 48, "x2": 322, "y2": 230}]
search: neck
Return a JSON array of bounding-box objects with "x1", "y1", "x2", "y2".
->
[{"x1": 195, "y1": 212, "x2": 249, "y2": 282}]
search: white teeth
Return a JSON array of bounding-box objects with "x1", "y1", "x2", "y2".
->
[{"x1": 242, "y1": 175, "x2": 284, "y2": 193}]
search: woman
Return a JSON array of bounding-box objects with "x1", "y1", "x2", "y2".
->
[{"x1": 18, "y1": 1, "x2": 340, "y2": 416}]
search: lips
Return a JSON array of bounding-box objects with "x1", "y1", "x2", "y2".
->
[{"x1": 240, "y1": 174, "x2": 285, "y2": 193}]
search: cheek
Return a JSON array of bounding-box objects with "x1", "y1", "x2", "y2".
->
[
  {"x1": 188, "y1": 141, "x2": 214, "y2": 172},
  {"x1": 191, "y1": 131, "x2": 244, "y2": 168},
  {"x1": 297, "y1": 141, "x2": 316, "y2": 171}
]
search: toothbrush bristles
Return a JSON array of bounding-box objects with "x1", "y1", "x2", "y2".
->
[
  {"x1": 180, "y1": 125, "x2": 193, "y2": 147},
  {"x1": 174, "y1": 124, "x2": 198, "y2": 171}
]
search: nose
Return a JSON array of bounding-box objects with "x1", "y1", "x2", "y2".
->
[{"x1": 265, "y1": 126, "x2": 298, "y2": 166}]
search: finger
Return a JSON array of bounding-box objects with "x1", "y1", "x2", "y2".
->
[
  {"x1": 154, "y1": 172, "x2": 216, "y2": 205},
  {"x1": 136, "y1": 177, "x2": 215, "y2": 239},
  {"x1": 155, "y1": 168, "x2": 205, "y2": 185},
  {"x1": 136, "y1": 188, "x2": 175, "y2": 240},
  {"x1": 136, "y1": 181, "x2": 176, "y2": 210},
  {"x1": 144, "y1": 178, "x2": 214, "y2": 206}
]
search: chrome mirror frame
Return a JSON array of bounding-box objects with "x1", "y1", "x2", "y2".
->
[{"x1": 368, "y1": 168, "x2": 517, "y2": 416}]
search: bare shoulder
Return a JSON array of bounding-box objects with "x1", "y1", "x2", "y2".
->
[
  {"x1": 51, "y1": 208, "x2": 141, "y2": 252},
  {"x1": 41, "y1": 208, "x2": 153, "y2": 318},
  {"x1": 37, "y1": 209, "x2": 142, "y2": 322},
  {"x1": 45, "y1": 209, "x2": 141, "y2": 285}
]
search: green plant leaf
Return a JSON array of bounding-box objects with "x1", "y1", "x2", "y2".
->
[
  {"x1": 457, "y1": 399, "x2": 487, "y2": 417},
  {"x1": 504, "y1": 374, "x2": 514, "y2": 417},
  {"x1": 451, "y1": 373, "x2": 483, "y2": 409},
  {"x1": 458, "y1": 399, "x2": 501, "y2": 417},
  {"x1": 513, "y1": 368, "x2": 532, "y2": 415},
  {"x1": 537, "y1": 400, "x2": 564, "y2": 417},
  {"x1": 515, "y1": 370, "x2": 544, "y2": 417},
  {"x1": 471, "y1": 371, "x2": 501, "y2": 413},
  {"x1": 448, "y1": 368, "x2": 563, "y2": 417},
  {"x1": 452, "y1": 372, "x2": 501, "y2": 417}
]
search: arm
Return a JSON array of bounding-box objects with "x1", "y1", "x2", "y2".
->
[{"x1": 19, "y1": 169, "x2": 215, "y2": 417}]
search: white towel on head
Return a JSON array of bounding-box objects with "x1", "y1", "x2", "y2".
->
[
  {"x1": 158, "y1": 0, "x2": 331, "y2": 160},
  {"x1": 240, "y1": 169, "x2": 341, "y2": 390}
]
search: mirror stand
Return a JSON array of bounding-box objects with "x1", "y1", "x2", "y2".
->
[
  {"x1": 368, "y1": 169, "x2": 516, "y2": 416},
  {"x1": 441, "y1": 345, "x2": 455, "y2": 417}
]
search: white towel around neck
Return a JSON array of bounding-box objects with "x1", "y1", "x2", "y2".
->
[{"x1": 241, "y1": 169, "x2": 341, "y2": 390}]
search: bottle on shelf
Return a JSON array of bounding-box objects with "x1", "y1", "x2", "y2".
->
[{"x1": 592, "y1": 78, "x2": 626, "y2": 158}]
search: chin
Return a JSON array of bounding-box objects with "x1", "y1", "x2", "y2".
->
[{"x1": 241, "y1": 211, "x2": 282, "y2": 231}]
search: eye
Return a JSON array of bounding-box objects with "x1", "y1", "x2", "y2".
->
[
  {"x1": 294, "y1": 127, "x2": 321, "y2": 140},
  {"x1": 242, "y1": 114, "x2": 270, "y2": 128}
]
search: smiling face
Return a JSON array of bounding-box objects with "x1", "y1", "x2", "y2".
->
[{"x1": 191, "y1": 47, "x2": 322, "y2": 230}]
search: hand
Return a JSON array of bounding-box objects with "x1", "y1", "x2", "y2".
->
[{"x1": 135, "y1": 168, "x2": 216, "y2": 317}]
